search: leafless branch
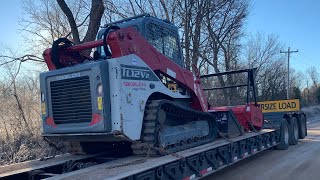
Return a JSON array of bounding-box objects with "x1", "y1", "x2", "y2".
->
[{"x1": 0, "y1": 55, "x2": 44, "y2": 66}]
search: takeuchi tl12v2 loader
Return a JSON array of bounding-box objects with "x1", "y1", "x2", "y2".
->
[{"x1": 40, "y1": 14, "x2": 264, "y2": 155}]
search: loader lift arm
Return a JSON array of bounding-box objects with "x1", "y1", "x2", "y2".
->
[{"x1": 43, "y1": 27, "x2": 208, "y2": 111}]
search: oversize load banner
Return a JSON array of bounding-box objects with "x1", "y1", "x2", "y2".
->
[{"x1": 257, "y1": 99, "x2": 300, "y2": 113}]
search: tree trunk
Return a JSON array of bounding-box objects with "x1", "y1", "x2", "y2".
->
[
  {"x1": 57, "y1": 0, "x2": 81, "y2": 44},
  {"x1": 82, "y1": 0, "x2": 105, "y2": 43}
]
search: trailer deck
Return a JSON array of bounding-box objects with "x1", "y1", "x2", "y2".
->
[
  {"x1": 50, "y1": 129, "x2": 276, "y2": 180},
  {"x1": 0, "y1": 150, "x2": 132, "y2": 180},
  {"x1": 1, "y1": 129, "x2": 278, "y2": 180}
]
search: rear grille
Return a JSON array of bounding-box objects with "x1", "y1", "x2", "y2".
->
[{"x1": 50, "y1": 76, "x2": 92, "y2": 124}]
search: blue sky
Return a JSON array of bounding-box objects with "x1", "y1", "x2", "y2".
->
[
  {"x1": 246, "y1": 0, "x2": 320, "y2": 73},
  {"x1": 0, "y1": 0, "x2": 319, "y2": 73},
  {"x1": 0, "y1": 0, "x2": 22, "y2": 48}
]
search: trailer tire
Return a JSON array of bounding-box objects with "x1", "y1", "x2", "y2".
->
[
  {"x1": 276, "y1": 119, "x2": 289, "y2": 150},
  {"x1": 298, "y1": 114, "x2": 307, "y2": 139},
  {"x1": 289, "y1": 117, "x2": 299, "y2": 145}
]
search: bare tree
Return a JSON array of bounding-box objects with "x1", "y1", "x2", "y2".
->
[
  {"x1": 22, "y1": 0, "x2": 104, "y2": 44},
  {"x1": 0, "y1": 0, "x2": 106, "y2": 164},
  {"x1": 0, "y1": 58, "x2": 55, "y2": 164},
  {"x1": 307, "y1": 66, "x2": 319, "y2": 87},
  {"x1": 242, "y1": 32, "x2": 307, "y2": 102},
  {"x1": 301, "y1": 67, "x2": 320, "y2": 105},
  {"x1": 246, "y1": 33, "x2": 283, "y2": 71},
  {"x1": 0, "y1": 0, "x2": 106, "y2": 76},
  {"x1": 57, "y1": 0, "x2": 104, "y2": 44},
  {"x1": 244, "y1": 32, "x2": 285, "y2": 99},
  {"x1": 200, "y1": 0, "x2": 249, "y2": 105}
]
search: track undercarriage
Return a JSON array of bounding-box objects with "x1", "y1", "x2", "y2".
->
[
  {"x1": 132, "y1": 100, "x2": 218, "y2": 156},
  {"x1": 62, "y1": 100, "x2": 217, "y2": 156}
]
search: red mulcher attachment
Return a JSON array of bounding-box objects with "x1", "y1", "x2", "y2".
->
[
  {"x1": 210, "y1": 104, "x2": 263, "y2": 132},
  {"x1": 202, "y1": 68, "x2": 263, "y2": 132},
  {"x1": 231, "y1": 104, "x2": 263, "y2": 131}
]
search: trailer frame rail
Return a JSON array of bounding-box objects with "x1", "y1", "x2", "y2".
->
[{"x1": 43, "y1": 129, "x2": 278, "y2": 180}]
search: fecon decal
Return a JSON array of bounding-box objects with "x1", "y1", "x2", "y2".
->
[
  {"x1": 121, "y1": 64, "x2": 158, "y2": 81},
  {"x1": 257, "y1": 99, "x2": 300, "y2": 113}
]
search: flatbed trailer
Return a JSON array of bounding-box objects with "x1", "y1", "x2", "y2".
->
[
  {"x1": 0, "y1": 154, "x2": 101, "y2": 179},
  {"x1": 49, "y1": 129, "x2": 278, "y2": 180},
  {"x1": 1, "y1": 129, "x2": 280, "y2": 180},
  {"x1": 2, "y1": 78, "x2": 309, "y2": 180},
  {"x1": 1, "y1": 100, "x2": 307, "y2": 180}
]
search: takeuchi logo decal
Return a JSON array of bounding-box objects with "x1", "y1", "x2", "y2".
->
[{"x1": 120, "y1": 64, "x2": 158, "y2": 81}]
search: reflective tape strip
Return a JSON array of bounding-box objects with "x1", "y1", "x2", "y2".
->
[
  {"x1": 183, "y1": 174, "x2": 196, "y2": 180},
  {"x1": 41, "y1": 103, "x2": 46, "y2": 115},
  {"x1": 97, "y1": 97, "x2": 103, "y2": 110},
  {"x1": 200, "y1": 167, "x2": 213, "y2": 175},
  {"x1": 252, "y1": 148, "x2": 257, "y2": 153},
  {"x1": 242, "y1": 152, "x2": 249, "y2": 158}
]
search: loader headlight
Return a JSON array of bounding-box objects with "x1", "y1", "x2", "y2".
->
[
  {"x1": 97, "y1": 84, "x2": 103, "y2": 96},
  {"x1": 41, "y1": 92, "x2": 45, "y2": 102},
  {"x1": 41, "y1": 92, "x2": 46, "y2": 115}
]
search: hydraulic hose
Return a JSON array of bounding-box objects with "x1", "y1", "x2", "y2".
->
[
  {"x1": 102, "y1": 25, "x2": 120, "y2": 58},
  {"x1": 51, "y1": 38, "x2": 74, "y2": 69}
]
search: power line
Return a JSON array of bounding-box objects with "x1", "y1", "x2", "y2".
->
[{"x1": 280, "y1": 47, "x2": 298, "y2": 99}]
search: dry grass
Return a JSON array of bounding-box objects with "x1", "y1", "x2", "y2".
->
[
  {"x1": 0, "y1": 132, "x2": 61, "y2": 165},
  {"x1": 0, "y1": 77, "x2": 62, "y2": 165}
]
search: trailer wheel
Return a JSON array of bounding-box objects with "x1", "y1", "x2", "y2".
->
[
  {"x1": 298, "y1": 114, "x2": 307, "y2": 139},
  {"x1": 276, "y1": 119, "x2": 289, "y2": 150},
  {"x1": 289, "y1": 117, "x2": 299, "y2": 145}
]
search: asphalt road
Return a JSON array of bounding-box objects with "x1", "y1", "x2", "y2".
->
[{"x1": 204, "y1": 119, "x2": 320, "y2": 180}]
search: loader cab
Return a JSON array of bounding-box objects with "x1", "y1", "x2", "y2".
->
[{"x1": 97, "y1": 14, "x2": 184, "y2": 67}]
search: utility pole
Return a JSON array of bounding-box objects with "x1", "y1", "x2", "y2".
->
[{"x1": 280, "y1": 47, "x2": 298, "y2": 100}]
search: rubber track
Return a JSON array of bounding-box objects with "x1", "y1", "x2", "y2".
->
[
  {"x1": 132, "y1": 100, "x2": 217, "y2": 156},
  {"x1": 131, "y1": 101, "x2": 160, "y2": 156}
]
